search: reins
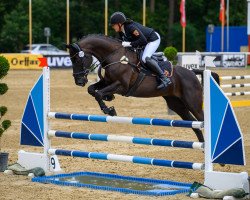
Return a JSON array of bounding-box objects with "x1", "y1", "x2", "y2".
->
[
  {"x1": 71, "y1": 42, "x2": 140, "y2": 77},
  {"x1": 100, "y1": 46, "x2": 125, "y2": 69}
]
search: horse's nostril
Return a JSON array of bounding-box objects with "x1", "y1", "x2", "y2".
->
[{"x1": 74, "y1": 77, "x2": 88, "y2": 87}]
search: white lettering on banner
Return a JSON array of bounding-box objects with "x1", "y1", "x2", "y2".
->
[
  {"x1": 183, "y1": 64, "x2": 199, "y2": 70},
  {"x1": 224, "y1": 61, "x2": 244, "y2": 67},
  {"x1": 47, "y1": 57, "x2": 56, "y2": 66},
  {"x1": 222, "y1": 55, "x2": 245, "y2": 68},
  {"x1": 56, "y1": 57, "x2": 64, "y2": 66},
  {"x1": 47, "y1": 56, "x2": 72, "y2": 67},
  {"x1": 64, "y1": 57, "x2": 72, "y2": 66}
]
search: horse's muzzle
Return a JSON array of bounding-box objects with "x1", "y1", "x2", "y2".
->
[{"x1": 74, "y1": 76, "x2": 88, "y2": 87}]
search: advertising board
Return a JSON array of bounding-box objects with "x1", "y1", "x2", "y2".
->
[
  {"x1": 1, "y1": 53, "x2": 43, "y2": 69},
  {"x1": 178, "y1": 53, "x2": 247, "y2": 68},
  {"x1": 222, "y1": 54, "x2": 245, "y2": 68}
]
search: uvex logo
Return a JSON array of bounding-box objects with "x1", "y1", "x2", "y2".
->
[{"x1": 46, "y1": 56, "x2": 72, "y2": 67}]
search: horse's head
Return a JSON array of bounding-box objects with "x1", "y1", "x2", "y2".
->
[{"x1": 66, "y1": 43, "x2": 93, "y2": 87}]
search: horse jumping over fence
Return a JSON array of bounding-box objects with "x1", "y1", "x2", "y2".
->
[{"x1": 65, "y1": 34, "x2": 219, "y2": 142}]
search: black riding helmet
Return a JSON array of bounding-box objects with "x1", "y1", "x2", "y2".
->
[{"x1": 110, "y1": 12, "x2": 126, "y2": 25}]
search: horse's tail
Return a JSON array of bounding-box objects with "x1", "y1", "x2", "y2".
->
[{"x1": 192, "y1": 69, "x2": 220, "y2": 86}]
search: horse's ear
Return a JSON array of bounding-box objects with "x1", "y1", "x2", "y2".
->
[
  {"x1": 72, "y1": 43, "x2": 82, "y2": 52},
  {"x1": 63, "y1": 43, "x2": 71, "y2": 49}
]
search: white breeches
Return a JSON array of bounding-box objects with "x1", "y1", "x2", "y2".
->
[{"x1": 141, "y1": 32, "x2": 161, "y2": 63}]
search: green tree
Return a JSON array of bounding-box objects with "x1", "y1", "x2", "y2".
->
[
  {"x1": 0, "y1": 0, "x2": 248, "y2": 53},
  {"x1": 0, "y1": 55, "x2": 11, "y2": 150}
]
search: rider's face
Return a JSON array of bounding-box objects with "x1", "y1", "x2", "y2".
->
[{"x1": 112, "y1": 23, "x2": 121, "y2": 32}]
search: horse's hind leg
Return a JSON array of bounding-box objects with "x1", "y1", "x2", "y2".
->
[
  {"x1": 182, "y1": 81, "x2": 204, "y2": 122},
  {"x1": 164, "y1": 96, "x2": 204, "y2": 142}
]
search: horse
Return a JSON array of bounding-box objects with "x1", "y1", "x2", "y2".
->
[{"x1": 65, "y1": 34, "x2": 219, "y2": 143}]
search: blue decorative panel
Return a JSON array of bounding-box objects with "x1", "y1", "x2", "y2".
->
[
  {"x1": 212, "y1": 105, "x2": 241, "y2": 161},
  {"x1": 210, "y1": 77, "x2": 228, "y2": 154},
  {"x1": 212, "y1": 139, "x2": 244, "y2": 165},
  {"x1": 31, "y1": 75, "x2": 44, "y2": 139},
  {"x1": 210, "y1": 75, "x2": 245, "y2": 165},
  {"x1": 20, "y1": 74, "x2": 44, "y2": 147}
]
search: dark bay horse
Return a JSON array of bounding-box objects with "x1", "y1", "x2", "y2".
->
[{"x1": 66, "y1": 34, "x2": 219, "y2": 142}]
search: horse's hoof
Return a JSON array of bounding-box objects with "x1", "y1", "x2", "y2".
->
[
  {"x1": 103, "y1": 94, "x2": 115, "y2": 101},
  {"x1": 108, "y1": 106, "x2": 117, "y2": 116},
  {"x1": 102, "y1": 106, "x2": 117, "y2": 116}
]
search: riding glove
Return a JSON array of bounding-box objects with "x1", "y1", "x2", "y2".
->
[{"x1": 122, "y1": 41, "x2": 132, "y2": 47}]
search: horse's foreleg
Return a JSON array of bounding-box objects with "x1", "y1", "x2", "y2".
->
[
  {"x1": 94, "y1": 81, "x2": 122, "y2": 116},
  {"x1": 96, "y1": 98, "x2": 117, "y2": 116},
  {"x1": 88, "y1": 81, "x2": 104, "y2": 98},
  {"x1": 88, "y1": 81, "x2": 115, "y2": 101},
  {"x1": 88, "y1": 82, "x2": 114, "y2": 115}
]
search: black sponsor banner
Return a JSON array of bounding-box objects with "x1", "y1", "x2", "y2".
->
[
  {"x1": 222, "y1": 54, "x2": 245, "y2": 68},
  {"x1": 201, "y1": 55, "x2": 222, "y2": 67},
  {"x1": 45, "y1": 55, "x2": 72, "y2": 68},
  {"x1": 178, "y1": 53, "x2": 247, "y2": 68}
]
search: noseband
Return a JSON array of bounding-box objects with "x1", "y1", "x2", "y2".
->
[{"x1": 71, "y1": 43, "x2": 90, "y2": 78}]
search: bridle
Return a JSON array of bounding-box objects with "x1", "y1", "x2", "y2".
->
[
  {"x1": 70, "y1": 43, "x2": 91, "y2": 78},
  {"x1": 70, "y1": 43, "x2": 127, "y2": 78}
]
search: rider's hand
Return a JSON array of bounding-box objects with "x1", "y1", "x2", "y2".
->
[{"x1": 122, "y1": 41, "x2": 131, "y2": 47}]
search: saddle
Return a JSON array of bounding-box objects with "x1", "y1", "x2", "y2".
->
[
  {"x1": 125, "y1": 51, "x2": 173, "y2": 97},
  {"x1": 138, "y1": 51, "x2": 173, "y2": 76}
]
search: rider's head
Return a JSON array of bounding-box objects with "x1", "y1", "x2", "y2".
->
[{"x1": 110, "y1": 11, "x2": 126, "y2": 32}]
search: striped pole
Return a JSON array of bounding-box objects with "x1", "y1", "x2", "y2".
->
[
  {"x1": 48, "y1": 112, "x2": 203, "y2": 129},
  {"x1": 49, "y1": 130, "x2": 204, "y2": 150},
  {"x1": 225, "y1": 91, "x2": 250, "y2": 96},
  {"x1": 221, "y1": 83, "x2": 250, "y2": 88},
  {"x1": 220, "y1": 75, "x2": 250, "y2": 80},
  {"x1": 48, "y1": 149, "x2": 204, "y2": 170}
]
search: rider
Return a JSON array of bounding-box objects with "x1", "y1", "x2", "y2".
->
[{"x1": 110, "y1": 11, "x2": 171, "y2": 89}]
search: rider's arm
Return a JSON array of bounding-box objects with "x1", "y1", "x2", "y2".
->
[
  {"x1": 119, "y1": 32, "x2": 125, "y2": 41},
  {"x1": 127, "y1": 24, "x2": 147, "y2": 47}
]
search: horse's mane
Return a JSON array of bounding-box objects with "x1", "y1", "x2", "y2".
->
[{"x1": 78, "y1": 34, "x2": 122, "y2": 44}]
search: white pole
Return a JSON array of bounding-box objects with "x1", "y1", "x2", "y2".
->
[
  {"x1": 43, "y1": 67, "x2": 51, "y2": 172},
  {"x1": 42, "y1": 67, "x2": 62, "y2": 173},
  {"x1": 204, "y1": 70, "x2": 212, "y2": 172}
]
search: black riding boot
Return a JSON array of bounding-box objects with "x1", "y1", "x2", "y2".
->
[{"x1": 145, "y1": 57, "x2": 172, "y2": 89}]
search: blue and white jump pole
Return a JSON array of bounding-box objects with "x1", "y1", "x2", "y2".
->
[{"x1": 18, "y1": 67, "x2": 249, "y2": 193}]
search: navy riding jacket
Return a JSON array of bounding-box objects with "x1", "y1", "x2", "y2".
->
[{"x1": 119, "y1": 21, "x2": 159, "y2": 48}]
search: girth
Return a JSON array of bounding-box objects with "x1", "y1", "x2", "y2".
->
[{"x1": 124, "y1": 71, "x2": 146, "y2": 97}]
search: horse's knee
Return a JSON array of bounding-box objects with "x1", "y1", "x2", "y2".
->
[
  {"x1": 88, "y1": 85, "x2": 95, "y2": 96},
  {"x1": 95, "y1": 91, "x2": 103, "y2": 100}
]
